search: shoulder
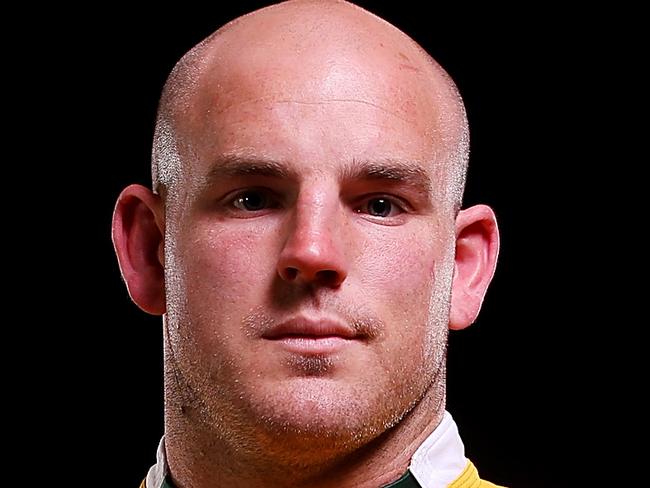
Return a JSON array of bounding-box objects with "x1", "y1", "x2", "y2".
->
[{"x1": 448, "y1": 461, "x2": 508, "y2": 488}]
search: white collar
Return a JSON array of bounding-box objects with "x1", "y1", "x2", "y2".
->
[
  {"x1": 409, "y1": 410, "x2": 468, "y2": 487},
  {"x1": 147, "y1": 411, "x2": 467, "y2": 488},
  {"x1": 146, "y1": 437, "x2": 168, "y2": 488}
]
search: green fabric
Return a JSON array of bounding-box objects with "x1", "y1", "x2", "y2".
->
[
  {"x1": 160, "y1": 470, "x2": 421, "y2": 487},
  {"x1": 161, "y1": 476, "x2": 175, "y2": 488},
  {"x1": 382, "y1": 470, "x2": 423, "y2": 488}
]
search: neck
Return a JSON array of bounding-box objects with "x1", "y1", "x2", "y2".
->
[{"x1": 163, "y1": 381, "x2": 446, "y2": 488}]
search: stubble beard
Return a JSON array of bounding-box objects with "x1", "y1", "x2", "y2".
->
[
  {"x1": 162, "y1": 254, "x2": 453, "y2": 473},
  {"x1": 163, "y1": 316, "x2": 448, "y2": 473}
]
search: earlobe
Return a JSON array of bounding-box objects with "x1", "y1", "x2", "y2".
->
[
  {"x1": 112, "y1": 184, "x2": 166, "y2": 315},
  {"x1": 449, "y1": 205, "x2": 500, "y2": 330}
]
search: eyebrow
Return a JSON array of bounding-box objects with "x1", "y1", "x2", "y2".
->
[
  {"x1": 342, "y1": 159, "x2": 432, "y2": 195},
  {"x1": 204, "y1": 155, "x2": 295, "y2": 184},
  {"x1": 203, "y1": 155, "x2": 432, "y2": 195}
]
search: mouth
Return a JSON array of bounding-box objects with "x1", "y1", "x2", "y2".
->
[{"x1": 262, "y1": 316, "x2": 360, "y2": 355}]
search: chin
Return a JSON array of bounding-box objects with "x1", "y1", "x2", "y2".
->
[{"x1": 250, "y1": 376, "x2": 405, "y2": 447}]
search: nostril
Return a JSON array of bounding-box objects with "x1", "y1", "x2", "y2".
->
[
  {"x1": 316, "y1": 269, "x2": 339, "y2": 284},
  {"x1": 284, "y1": 267, "x2": 298, "y2": 280}
]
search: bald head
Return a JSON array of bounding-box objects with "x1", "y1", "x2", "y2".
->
[{"x1": 152, "y1": 0, "x2": 469, "y2": 212}]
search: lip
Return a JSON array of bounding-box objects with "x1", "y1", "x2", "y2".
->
[{"x1": 262, "y1": 316, "x2": 359, "y2": 354}]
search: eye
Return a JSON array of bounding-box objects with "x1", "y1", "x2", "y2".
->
[
  {"x1": 231, "y1": 189, "x2": 279, "y2": 212},
  {"x1": 355, "y1": 197, "x2": 404, "y2": 218}
]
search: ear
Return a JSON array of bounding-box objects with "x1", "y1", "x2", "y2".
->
[
  {"x1": 449, "y1": 204, "x2": 500, "y2": 330},
  {"x1": 112, "y1": 184, "x2": 166, "y2": 315}
]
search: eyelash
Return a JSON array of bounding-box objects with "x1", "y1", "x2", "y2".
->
[
  {"x1": 230, "y1": 188, "x2": 282, "y2": 213},
  {"x1": 224, "y1": 188, "x2": 408, "y2": 219},
  {"x1": 353, "y1": 195, "x2": 406, "y2": 218}
]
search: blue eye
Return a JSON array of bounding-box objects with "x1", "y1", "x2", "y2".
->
[
  {"x1": 367, "y1": 198, "x2": 392, "y2": 217},
  {"x1": 356, "y1": 197, "x2": 403, "y2": 218},
  {"x1": 232, "y1": 190, "x2": 273, "y2": 211}
]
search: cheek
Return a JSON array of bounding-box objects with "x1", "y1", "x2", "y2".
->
[
  {"x1": 170, "y1": 222, "x2": 279, "y2": 328},
  {"x1": 355, "y1": 228, "x2": 445, "y2": 344},
  {"x1": 357, "y1": 229, "x2": 438, "y2": 297}
]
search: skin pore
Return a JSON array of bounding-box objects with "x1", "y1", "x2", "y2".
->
[{"x1": 112, "y1": 1, "x2": 499, "y2": 487}]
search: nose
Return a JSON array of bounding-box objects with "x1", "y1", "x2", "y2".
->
[{"x1": 277, "y1": 193, "x2": 348, "y2": 288}]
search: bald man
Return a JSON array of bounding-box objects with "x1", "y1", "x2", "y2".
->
[{"x1": 112, "y1": 1, "x2": 503, "y2": 487}]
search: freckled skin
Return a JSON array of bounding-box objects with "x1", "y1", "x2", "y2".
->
[
  {"x1": 112, "y1": 1, "x2": 499, "y2": 487},
  {"x1": 166, "y1": 96, "x2": 452, "y2": 439},
  {"x1": 163, "y1": 4, "x2": 457, "y2": 487}
]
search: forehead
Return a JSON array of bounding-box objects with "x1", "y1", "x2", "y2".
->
[{"x1": 173, "y1": 18, "x2": 453, "y2": 182}]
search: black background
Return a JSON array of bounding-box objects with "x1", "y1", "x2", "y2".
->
[{"x1": 42, "y1": 2, "x2": 607, "y2": 487}]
